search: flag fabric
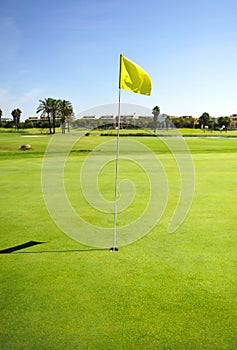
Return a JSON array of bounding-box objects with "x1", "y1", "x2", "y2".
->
[{"x1": 119, "y1": 55, "x2": 152, "y2": 96}]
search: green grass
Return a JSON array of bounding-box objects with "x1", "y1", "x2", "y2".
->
[
  {"x1": 178, "y1": 128, "x2": 237, "y2": 136},
  {"x1": 1, "y1": 131, "x2": 237, "y2": 349}
]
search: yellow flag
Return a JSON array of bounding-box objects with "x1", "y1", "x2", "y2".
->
[{"x1": 119, "y1": 55, "x2": 152, "y2": 96}]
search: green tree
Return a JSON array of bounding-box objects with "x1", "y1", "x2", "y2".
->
[
  {"x1": 199, "y1": 112, "x2": 210, "y2": 132},
  {"x1": 152, "y1": 105, "x2": 160, "y2": 134},
  {"x1": 0, "y1": 108, "x2": 2, "y2": 125},
  {"x1": 11, "y1": 108, "x2": 22, "y2": 129},
  {"x1": 57, "y1": 99, "x2": 73, "y2": 134},
  {"x1": 24, "y1": 119, "x2": 34, "y2": 128},
  {"x1": 218, "y1": 116, "x2": 231, "y2": 132}
]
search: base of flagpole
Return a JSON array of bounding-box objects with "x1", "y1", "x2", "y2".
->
[{"x1": 110, "y1": 247, "x2": 118, "y2": 252}]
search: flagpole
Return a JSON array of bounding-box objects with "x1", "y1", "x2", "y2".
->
[
  {"x1": 111, "y1": 89, "x2": 121, "y2": 252},
  {"x1": 109, "y1": 54, "x2": 152, "y2": 252},
  {"x1": 110, "y1": 56, "x2": 122, "y2": 252}
]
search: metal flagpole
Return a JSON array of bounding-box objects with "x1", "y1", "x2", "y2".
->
[
  {"x1": 110, "y1": 88, "x2": 121, "y2": 252},
  {"x1": 110, "y1": 56, "x2": 122, "y2": 252}
]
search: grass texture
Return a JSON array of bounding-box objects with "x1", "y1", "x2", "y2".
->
[{"x1": 0, "y1": 130, "x2": 237, "y2": 349}]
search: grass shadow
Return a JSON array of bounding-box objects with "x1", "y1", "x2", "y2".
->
[
  {"x1": 0, "y1": 241, "x2": 44, "y2": 254},
  {"x1": 13, "y1": 248, "x2": 110, "y2": 254},
  {"x1": 0, "y1": 241, "x2": 110, "y2": 254}
]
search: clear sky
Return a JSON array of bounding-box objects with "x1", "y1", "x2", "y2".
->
[{"x1": 1, "y1": 0, "x2": 237, "y2": 120}]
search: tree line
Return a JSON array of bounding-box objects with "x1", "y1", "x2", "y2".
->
[
  {"x1": 0, "y1": 104, "x2": 233, "y2": 133},
  {"x1": 152, "y1": 109, "x2": 231, "y2": 131},
  {"x1": 198, "y1": 112, "x2": 231, "y2": 131},
  {"x1": 0, "y1": 98, "x2": 73, "y2": 134}
]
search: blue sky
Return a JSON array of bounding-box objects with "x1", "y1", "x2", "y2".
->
[{"x1": 1, "y1": 0, "x2": 237, "y2": 119}]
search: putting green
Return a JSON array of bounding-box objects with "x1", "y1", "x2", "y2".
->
[{"x1": 0, "y1": 130, "x2": 237, "y2": 349}]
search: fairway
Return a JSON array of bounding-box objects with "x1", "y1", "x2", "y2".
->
[{"x1": 1, "y1": 131, "x2": 237, "y2": 349}]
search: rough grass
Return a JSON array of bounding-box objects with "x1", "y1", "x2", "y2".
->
[{"x1": 0, "y1": 131, "x2": 237, "y2": 349}]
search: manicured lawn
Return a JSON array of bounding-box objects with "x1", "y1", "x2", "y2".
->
[
  {"x1": 0, "y1": 130, "x2": 237, "y2": 349},
  {"x1": 178, "y1": 128, "x2": 237, "y2": 137}
]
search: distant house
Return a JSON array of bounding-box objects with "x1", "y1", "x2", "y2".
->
[
  {"x1": 100, "y1": 115, "x2": 115, "y2": 121},
  {"x1": 116, "y1": 114, "x2": 135, "y2": 122},
  {"x1": 230, "y1": 114, "x2": 237, "y2": 129},
  {"x1": 137, "y1": 115, "x2": 153, "y2": 121},
  {"x1": 82, "y1": 115, "x2": 97, "y2": 119},
  {"x1": 1, "y1": 117, "x2": 12, "y2": 123},
  {"x1": 28, "y1": 116, "x2": 40, "y2": 126},
  {"x1": 99, "y1": 115, "x2": 115, "y2": 128},
  {"x1": 26, "y1": 115, "x2": 60, "y2": 127}
]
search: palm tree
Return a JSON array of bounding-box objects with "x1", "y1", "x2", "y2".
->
[
  {"x1": 49, "y1": 98, "x2": 59, "y2": 134},
  {"x1": 37, "y1": 98, "x2": 74, "y2": 134},
  {"x1": 57, "y1": 99, "x2": 73, "y2": 134},
  {"x1": 152, "y1": 105, "x2": 160, "y2": 134},
  {"x1": 11, "y1": 108, "x2": 22, "y2": 129},
  {"x1": 36, "y1": 98, "x2": 54, "y2": 134}
]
